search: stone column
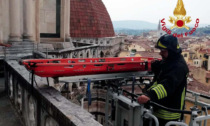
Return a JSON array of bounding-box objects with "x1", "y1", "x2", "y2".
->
[
  {"x1": 60, "y1": 0, "x2": 65, "y2": 41},
  {"x1": 76, "y1": 82, "x2": 80, "y2": 89},
  {"x1": 9, "y1": 0, "x2": 21, "y2": 42},
  {"x1": 68, "y1": 83, "x2": 73, "y2": 92},
  {"x1": 35, "y1": 0, "x2": 40, "y2": 43},
  {"x1": 0, "y1": 0, "x2": 2, "y2": 42},
  {"x1": 65, "y1": 0, "x2": 70, "y2": 39},
  {"x1": 81, "y1": 98, "x2": 84, "y2": 109},
  {"x1": 23, "y1": 0, "x2": 34, "y2": 41},
  {"x1": 69, "y1": 53, "x2": 73, "y2": 58}
]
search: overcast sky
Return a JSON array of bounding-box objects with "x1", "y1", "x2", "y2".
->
[{"x1": 102, "y1": 0, "x2": 210, "y2": 25}]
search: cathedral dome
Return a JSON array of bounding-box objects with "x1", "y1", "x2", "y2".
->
[{"x1": 70, "y1": 0, "x2": 115, "y2": 38}]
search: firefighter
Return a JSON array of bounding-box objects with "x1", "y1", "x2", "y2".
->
[{"x1": 137, "y1": 34, "x2": 189, "y2": 126}]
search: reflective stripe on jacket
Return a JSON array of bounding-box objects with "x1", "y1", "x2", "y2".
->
[{"x1": 146, "y1": 55, "x2": 189, "y2": 120}]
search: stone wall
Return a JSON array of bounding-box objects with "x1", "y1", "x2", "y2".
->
[
  {"x1": 0, "y1": 0, "x2": 70, "y2": 43},
  {"x1": 40, "y1": 0, "x2": 56, "y2": 34},
  {"x1": 0, "y1": 0, "x2": 10, "y2": 43},
  {"x1": 4, "y1": 60, "x2": 101, "y2": 126},
  {"x1": 71, "y1": 36, "x2": 124, "y2": 57}
]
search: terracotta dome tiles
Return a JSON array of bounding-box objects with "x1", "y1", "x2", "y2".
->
[{"x1": 70, "y1": 0, "x2": 115, "y2": 38}]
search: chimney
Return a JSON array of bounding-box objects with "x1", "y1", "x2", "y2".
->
[{"x1": 191, "y1": 73, "x2": 193, "y2": 78}]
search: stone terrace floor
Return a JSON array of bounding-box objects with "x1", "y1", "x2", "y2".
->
[{"x1": 0, "y1": 76, "x2": 23, "y2": 126}]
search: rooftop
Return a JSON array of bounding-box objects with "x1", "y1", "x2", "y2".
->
[
  {"x1": 188, "y1": 76, "x2": 210, "y2": 96},
  {"x1": 70, "y1": 0, "x2": 114, "y2": 38},
  {"x1": 136, "y1": 51, "x2": 161, "y2": 58}
]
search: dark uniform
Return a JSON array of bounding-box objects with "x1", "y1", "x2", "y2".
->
[{"x1": 145, "y1": 35, "x2": 189, "y2": 125}]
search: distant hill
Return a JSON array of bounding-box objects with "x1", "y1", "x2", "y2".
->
[
  {"x1": 112, "y1": 20, "x2": 210, "y2": 35},
  {"x1": 112, "y1": 20, "x2": 158, "y2": 30},
  {"x1": 112, "y1": 20, "x2": 210, "y2": 30},
  {"x1": 114, "y1": 28, "x2": 151, "y2": 35}
]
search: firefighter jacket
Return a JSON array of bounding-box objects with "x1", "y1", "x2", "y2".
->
[{"x1": 146, "y1": 54, "x2": 189, "y2": 120}]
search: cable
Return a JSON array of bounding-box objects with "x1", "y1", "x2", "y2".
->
[{"x1": 149, "y1": 101, "x2": 192, "y2": 115}]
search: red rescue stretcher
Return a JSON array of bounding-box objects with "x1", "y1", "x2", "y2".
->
[{"x1": 22, "y1": 57, "x2": 159, "y2": 77}]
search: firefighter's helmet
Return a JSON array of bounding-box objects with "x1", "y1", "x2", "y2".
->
[{"x1": 155, "y1": 34, "x2": 181, "y2": 53}]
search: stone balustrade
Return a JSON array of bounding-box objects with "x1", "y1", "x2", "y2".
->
[{"x1": 4, "y1": 60, "x2": 102, "y2": 126}]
